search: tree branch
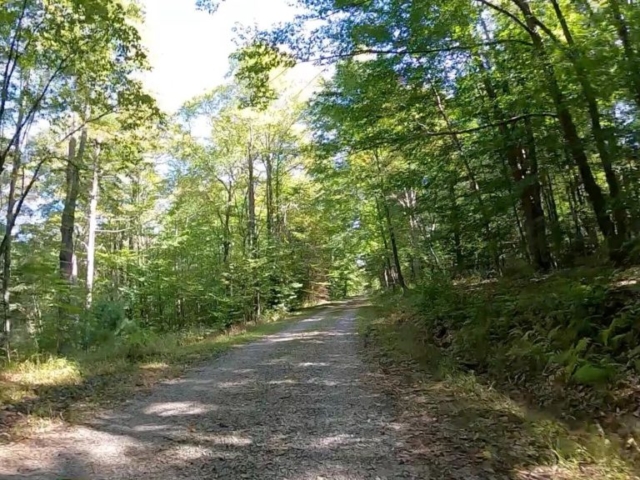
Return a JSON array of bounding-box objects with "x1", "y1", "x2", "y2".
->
[
  {"x1": 321, "y1": 39, "x2": 533, "y2": 62},
  {"x1": 0, "y1": 58, "x2": 69, "y2": 173},
  {"x1": 531, "y1": 16, "x2": 562, "y2": 44},
  {"x1": 0, "y1": 156, "x2": 47, "y2": 257},
  {"x1": 350, "y1": 112, "x2": 558, "y2": 153},
  {"x1": 0, "y1": 0, "x2": 29, "y2": 126},
  {"x1": 54, "y1": 109, "x2": 115, "y2": 146},
  {"x1": 96, "y1": 228, "x2": 131, "y2": 234},
  {"x1": 416, "y1": 113, "x2": 558, "y2": 137},
  {"x1": 476, "y1": 0, "x2": 535, "y2": 36}
]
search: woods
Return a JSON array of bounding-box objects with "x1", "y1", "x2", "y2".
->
[
  {"x1": 1, "y1": 0, "x2": 640, "y2": 475},
  {"x1": 236, "y1": 0, "x2": 640, "y2": 472},
  {"x1": 0, "y1": 1, "x2": 365, "y2": 363},
  {"x1": 272, "y1": 0, "x2": 640, "y2": 277}
]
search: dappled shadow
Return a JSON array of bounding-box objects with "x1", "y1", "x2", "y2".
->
[
  {"x1": 0, "y1": 303, "x2": 426, "y2": 479},
  {"x1": 3, "y1": 300, "x2": 619, "y2": 479},
  {"x1": 0, "y1": 302, "x2": 352, "y2": 441},
  {"x1": 0, "y1": 366, "x2": 152, "y2": 442}
]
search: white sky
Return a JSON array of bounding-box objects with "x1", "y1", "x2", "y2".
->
[{"x1": 139, "y1": 0, "x2": 311, "y2": 113}]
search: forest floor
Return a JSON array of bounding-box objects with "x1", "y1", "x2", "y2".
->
[
  {"x1": 358, "y1": 302, "x2": 640, "y2": 480},
  {"x1": 1, "y1": 300, "x2": 636, "y2": 479}
]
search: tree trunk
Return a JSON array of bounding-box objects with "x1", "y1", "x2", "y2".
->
[
  {"x1": 430, "y1": 82, "x2": 497, "y2": 269},
  {"x1": 246, "y1": 131, "x2": 259, "y2": 319},
  {"x1": 2, "y1": 236, "x2": 11, "y2": 360},
  {"x1": 85, "y1": 143, "x2": 100, "y2": 310},
  {"x1": 383, "y1": 199, "x2": 407, "y2": 291},
  {"x1": 608, "y1": 0, "x2": 640, "y2": 109},
  {"x1": 2, "y1": 146, "x2": 20, "y2": 360},
  {"x1": 223, "y1": 185, "x2": 232, "y2": 264},
  {"x1": 448, "y1": 180, "x2": 464, "y2": 271},
  {"x1": 373, "y1": 151, "x2": 406, "y2": 290},
  {"x1": 274, "y1": 154, "x2": 283, "y2": 236},
  {"x1": 403, "y1": 189, "x2": 424, "y2": 279},
  {"x1": 470, "y1": 22, "x2": 548, "y2": 270},
  {"x1": 476, "y1": 48, "x2": 551, "y2": 270},
  {"x1": 60, "y1": 130, "x2": 86, "y2": 283},
  {"x1": 541, "y1": 169, "x2": 563, "y2": 260},
  {"x1": 522, "y1": 116, "x2": 552, "y2": 269},
  {"x1": 570, "y1": 164, "x2": 600, "y2": 249},
  {"x1": 550, "y1": 0, "x2": 627, "y2": 242},
  {"x1": 509, "y1": 0, "x2": 621, "y2": 261},
  {"x1": 265, "y1": 152, "x2": 274, "y2": 238},
  {"x1": 513, "y1": 203, "x2": 531, "y2": 263},
  {"x1": 217, "y1": 176, "x2": 234, "y2": 265},
  {"x1": 374, "y1": 197, "x2": 395, "y2": 288},
  {"x1": 247, "y1": 149, "x2": 256, "y2": 254},
  {"x1": 566, "y1": 175, "x2": 586, "y2": 255}
]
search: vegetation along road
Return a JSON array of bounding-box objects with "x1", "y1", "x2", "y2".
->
[{"x1": 3, "y1": 0, "x2": 640, "y2": 478}]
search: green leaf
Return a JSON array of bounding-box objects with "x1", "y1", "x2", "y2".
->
[{"x1": 572, "y1": 363, "x2": 612, "y2": 385}]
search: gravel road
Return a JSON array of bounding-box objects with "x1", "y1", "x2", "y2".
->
[{"x1": 0, "y1": 304, "x2": 430, "y2": 479}]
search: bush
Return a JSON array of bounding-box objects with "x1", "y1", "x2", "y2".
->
[
  {"x1": 112, "y1": 318, "x2": 165, "y2": 360},
  {"x1": 395, "y1": 267, "x2": 640, "y2": 410}
]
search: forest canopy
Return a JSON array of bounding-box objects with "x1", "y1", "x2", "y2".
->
[{"x1": 2, "y1": 0, "x2": 640, "y2": 380}]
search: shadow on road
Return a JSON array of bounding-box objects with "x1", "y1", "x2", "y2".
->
[{"x1": 0, "y1": 302, "x2": 425, "y2": 479}]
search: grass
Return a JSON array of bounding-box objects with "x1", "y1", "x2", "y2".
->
[
  {"x1": 0, "y1": 308, "x2": 312, "y2": 441},
  {"x1": 358, "y1": 304, "x2": 639, "y2": 480}
]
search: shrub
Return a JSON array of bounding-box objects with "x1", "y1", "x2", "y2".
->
[{"x1": 396, "y1": 267, "x2": 640, "y2": 410}]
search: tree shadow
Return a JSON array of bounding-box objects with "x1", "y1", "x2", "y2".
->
[
  {"x1": 2, "y1": 305, "x2": 422, "y2": 478},
  {"x1": 5, "y1": 301, "x2": 626, "y2": 479},
  {"x1": 0, "y1": 304, "x2": 346, "y2": 441}
]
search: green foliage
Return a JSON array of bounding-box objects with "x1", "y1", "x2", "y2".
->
[
  {"x1": 358, "y1": 305, "x2": 639, "y2": 479},
  {"x1": 392, "y1": 267, "x2": 640, "y2": 411},
  {"x1": 231, "y1": 43, "x2": 296, "y2": 109},
  {"x1": 572, "y1": 363, "x2": 614, "y2": 386},
  {"x1": 0, "y1": 67, "x2": 366, "y2": 365},
  {"x1": 113, "y1": 318, "x2": 160, "y2": 360},
  {"x1": 3, "y1": 5, "x2": 640, "y2": 467}
]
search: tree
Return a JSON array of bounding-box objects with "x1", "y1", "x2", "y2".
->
[
  {"x1": 227, "y1": 0, "x2": 640, "y2": 274},
  {"x1": 0, "y1": 0, "x2": 155, "y2": 356}
]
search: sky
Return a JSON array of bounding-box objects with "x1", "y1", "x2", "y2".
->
[{"x1": 139, "y1": 0, "x2": 309, "y2": 113}]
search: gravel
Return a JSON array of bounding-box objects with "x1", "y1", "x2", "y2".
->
[{"x1": 0, "y1": 305, "x2": 430, "y2": 479}]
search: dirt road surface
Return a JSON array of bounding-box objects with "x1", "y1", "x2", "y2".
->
[{"x1": 0, "y1": 304, "x2": 430, "y2": 479}]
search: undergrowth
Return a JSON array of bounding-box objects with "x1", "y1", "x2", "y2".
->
[
  {"x1": 359, "y1": 266, "x2": 640, "y2": 479},
  {"x1": 400, "y1": 267, "x2": 640, "y2": 416}
]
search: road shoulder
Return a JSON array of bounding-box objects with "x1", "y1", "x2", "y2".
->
[{"x1": 356, "y1": 303, "x2": 639, "y2": 480}]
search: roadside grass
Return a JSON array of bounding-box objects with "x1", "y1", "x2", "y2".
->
[
  {"x1": 0, "y1": 308, "x2": 313, "y2": 441},
  {"x1": 358, "y1": 305, "x2": 639, "y2": 480}
]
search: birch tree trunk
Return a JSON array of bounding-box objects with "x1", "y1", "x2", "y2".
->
[
  {"x1": 85, "y1": 143, "x2": 100, "y2": 309},
  {"x1": 2, "y1": 141, "x2": 21, "y2": 360}
]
